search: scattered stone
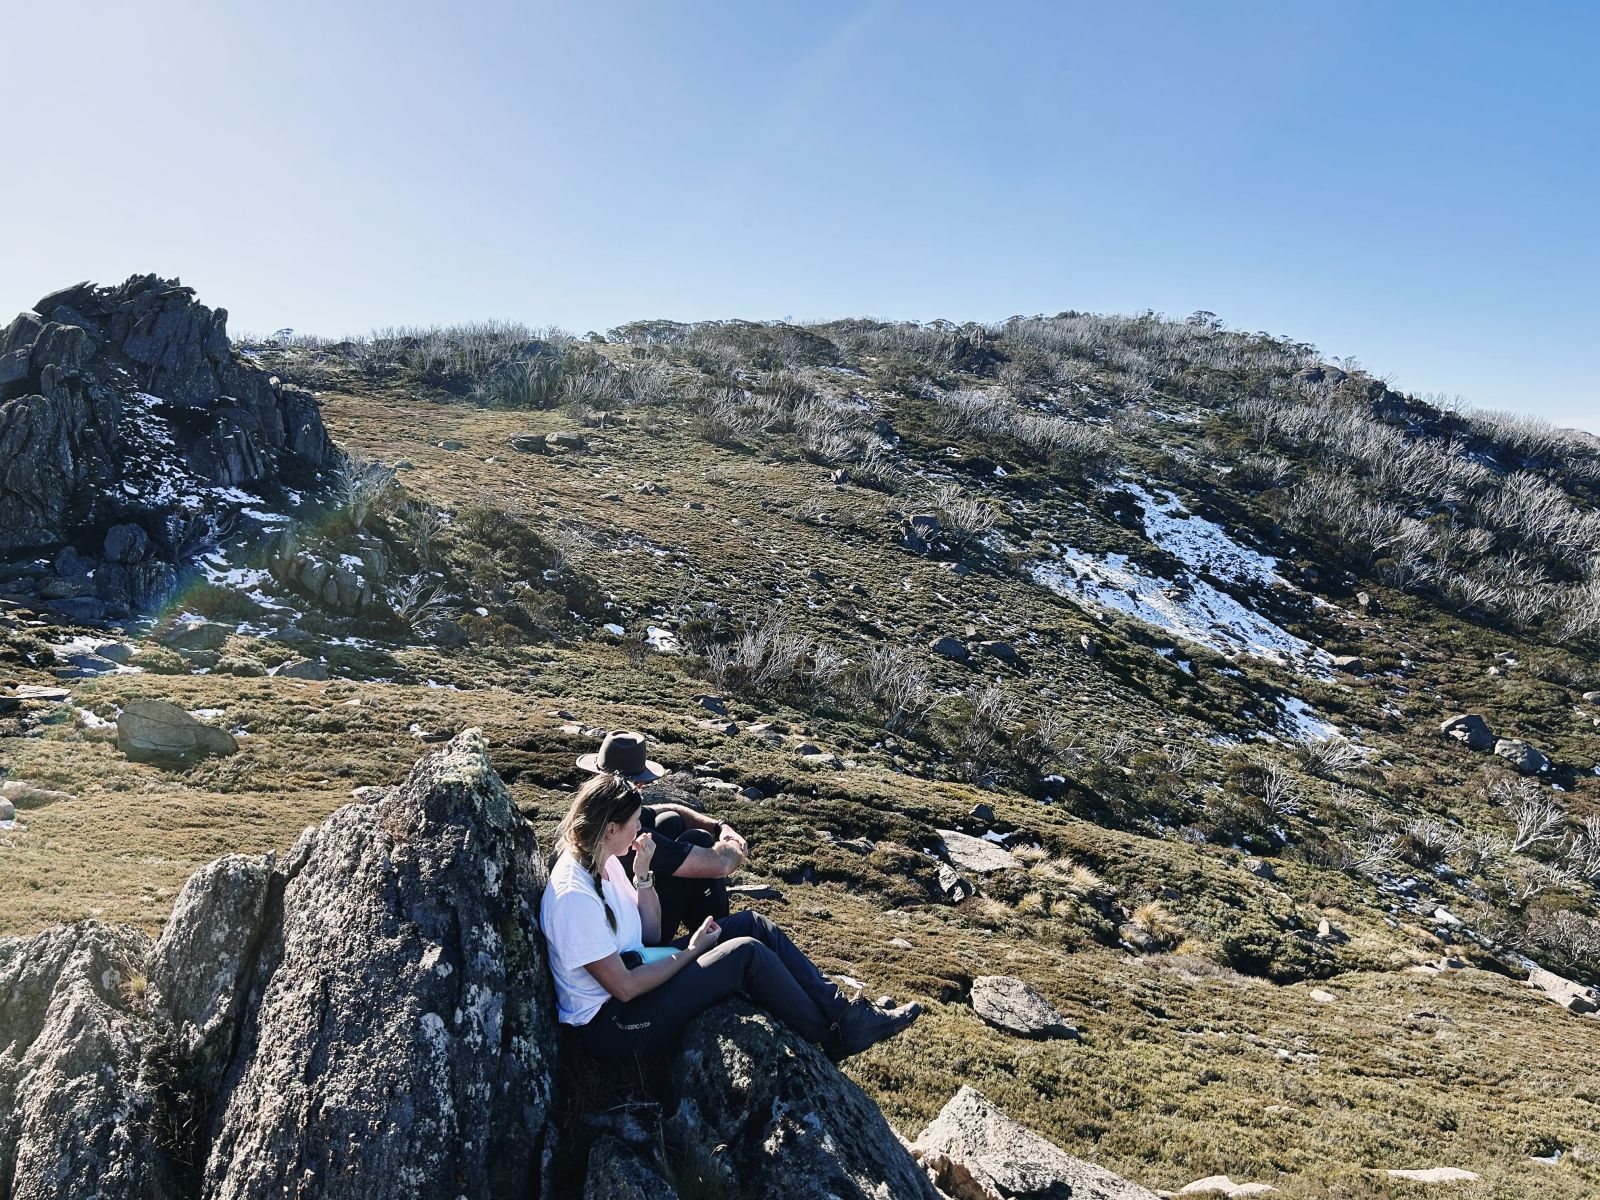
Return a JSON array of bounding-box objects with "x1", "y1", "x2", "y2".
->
[
  {"x1": 1179, "y1": 1176, "x2": 1277, "y2": 1197},
  {"x1": 1079, "y1": 634, "x2": 1098, "y2": 655},
  {"x1": 546, "y1": 431, "x2": 586, "y2": 451},
  {"x1": 975, "y1": 640, "x2": 1023, "y2": 666},
  {"x1": 794, "y1": 741, "x2": 823, "y2": 756},
  {"x1": 116, "y1": 700, "x2": 239, "y2": 763},
  {"x1": 727, "y1": 883, "x2": 784, "y2": 901},
  {"x1": 0, "y1": 797, "x2": 13, "y2": 824},
  {"x1": 1244, "y1": 858, "x2": 1278, "y2": 881},
  {"x1": 160, "y1": 620, "x2": 231, "y2": 652},
  {"x1": 275, "y1": 659, "x2": 329, "y2": 681},
  {"x1": 694, "y1": 694, "x2": 728, "y2": 716},
  {"x1": 349, "y1": 786, "x2": 390, "y2": 804},
  {"x1": 1440, "y1": 713, "x2": 1494, "y2": 752},
  {"x1": 94, "y1": 642, "x2": 133, "y2": 664},
  {"x1": 13, "y1": 684, "x2": 70, "y2": 701},
  {"x1": 1310, "y1": 989, "x2": 1337, "y2": 1004},
  {"x1": 738, "y1": 785, "x2": 764, "y2": 801},
  {"x1": 699, "y1": 719, "x2": 738, "y2": 737},
  {"x1": 937, "y1": 863, "x2": 975, "y2": 904},
  {"x1": 889, "y1": 937, "x2": 914, "y2": 949},
  {"x1": 1583, "y1": 691, "x2": 1600, "y2": 704},
  {"x1": 970, "y1": 976, "x2": 1078, "y2": 1040},
  {"x1": 1356, "y1": 591, "x2": 1378, "y2": 612},
  {"x1": 1316, "y1": 918, "x2": 1346, "y2": 943},
  {"x1": 0, "y1": 781, "x2": 77, "y2": 806},
  {"x1": 1493, "y1": 738, "x2": 1549, "y2": 774},
  {"x1": 912, "y1": 1086, "x2": 1159, "y2": 1200},
  {"x1": 0, "y1": 695, "x2": 19, "y2": 715},
  {"x1": 1384, "y1": 1168, "x2": 1478, "y2": 1184},
  {"x1": 508, "y1": 433, "x2": 550, "y2": 454},
  {"x1": 969, "y1": 802, "x2": 996, "y2": 824},
  {"x1": 1332, "y1": 655, "x2": 1365, "y2": 674},
  {"x1": 938, "y1": 829, "x2": 1018, "y2": 874},
  {"x1": 437, "y1": 439, "x2": 465, "y2": 450},
  {"x1": 930, "y1": 635, "x2": 970, "y2": 662},
  {"x1": 1526, "y1": 966, "x2": 1599, "y2": 1014},
  {"x1": 801, "y1": 752, "x2": 843, "y2": 769},
  {"x1": 684, "y1": 500, "x2": 704, "y2": 511}
]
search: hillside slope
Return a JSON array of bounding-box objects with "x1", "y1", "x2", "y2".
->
[{"x1": 5, "y1": 300, "x2": 1600, "y2": 1197}]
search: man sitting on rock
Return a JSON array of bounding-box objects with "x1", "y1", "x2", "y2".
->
[{"x1": 578, "y1": 730, "x2": 747, "y2": 942}]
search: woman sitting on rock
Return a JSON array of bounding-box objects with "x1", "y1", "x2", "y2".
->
[{"x1": 542, "y1": 770, "x2": 919, "y2": 1063}]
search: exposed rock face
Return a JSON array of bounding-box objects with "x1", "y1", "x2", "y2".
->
[
  {"x1": 666, "y1": 1001, "x2": 942, "y2": 1199},
  {"x1": 0, "y1": 731, "x2": 559, "y2": 1199},
  {"x1": 116, "y1": 700, "x2": 239, "y2": 763},
  {"x1": 0, "y1": 275, "x2": 337, "y2": 590},
  {"x1": 199, "y1": 729, "x2": 557, "y2": 1199},
  {"x1": 0, "y1": 921, "x2": 168, "y2": 1200},
  {"x1": 912, "y1": 1086, "x2": 1160, "y2": 1200},
  {"x1": 969, "y1": 976, "x2": 1078, "y2": 1040}
]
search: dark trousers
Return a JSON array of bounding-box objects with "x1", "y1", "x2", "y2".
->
[
  {"x1": 649, "y1": 814, "x2": 729, "y2": 942},
  {"x1": 576, "y1": 910, "x2": 848, "y2": 1062}
]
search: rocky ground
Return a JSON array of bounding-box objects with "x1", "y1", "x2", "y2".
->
[{"x1": 5, "y1": 287, "x2": 1600, "y2": 1197}]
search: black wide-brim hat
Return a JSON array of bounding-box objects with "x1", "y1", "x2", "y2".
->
[{"x1": 576, "y1": 730, "x2": 666, "y2": 782}]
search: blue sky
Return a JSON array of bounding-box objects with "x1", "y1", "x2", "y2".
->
[{"x1": 2, "y1": 2, "x2": 1596, "y2": 428}]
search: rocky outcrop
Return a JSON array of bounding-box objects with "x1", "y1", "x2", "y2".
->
[
  {"x1": 912, "y1": 1087, "x2": 1160, "y2": 1200},
  {"x1": 665, "y1": 1001, "x2": 942, "y2": 1199},
  {"x1": 0, "y1": 921, "x2": 169, "y2": 1200},
  {"x1": 0, "y1": 275, "x2": 338, "y2": 605},
  {"x1": 0, "y1": 731, "x2": 558, "y2": 1199}
]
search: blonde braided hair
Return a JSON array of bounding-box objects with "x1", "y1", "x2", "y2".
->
[{"x1": 557, "y1": 771, "x2": 644, "y2": 932}]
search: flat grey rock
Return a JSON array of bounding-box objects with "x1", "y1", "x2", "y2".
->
[
  {"x1": 115, "y1": 700, "x2": 238, "y2": 763},
  {"x1": 913, "y1": 1086, "x2": 1158, "y2": 1200},
  {"x1": 938, "y1": 829, "x2": 1018, "y2": 874},
  {"x1": 970, "y1": 975, "x2": 1078, "y2": 1039}
]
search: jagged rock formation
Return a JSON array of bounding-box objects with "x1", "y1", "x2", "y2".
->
[
  {"x1": 666, "y1": 1001, "x2": 943, "y2": 1199},
  {"x1": 0, "y1": 731, "x2": 556, "y2": 1199},
  {"x1": 0, "y1": 732, "x2": 945, "y2": 1199},
  {"x1": 0, "y1": 275, "x2": 337, "y2": 615}
]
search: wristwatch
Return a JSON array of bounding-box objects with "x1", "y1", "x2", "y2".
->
[{"x1": 633, "y1": 870, "x2": 655, "y2": 889}]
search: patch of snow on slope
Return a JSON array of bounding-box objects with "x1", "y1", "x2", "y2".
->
[
  {"x1": 1032, "y1": 548, "x2": 1332, "y2": 677},
  {"x1": 1277, "y1": 696, "x2": 1339, "y2": 741},
  {"x1": 1125, "y1": 483, "x2": 1284, "y2": 587}
]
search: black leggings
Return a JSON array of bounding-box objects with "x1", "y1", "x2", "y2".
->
[
  {"x1": 576, "y1": 910, "x2": 848, "y2": 1062},
  {"x1": 649, "y1": 813, "x2": 729, "y2": 941}
]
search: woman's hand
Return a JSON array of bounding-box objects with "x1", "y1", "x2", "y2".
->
[
  {"x1": 686, "y1": 915, "x2": 722, "y2": 958},
  {"x1": 632, "y1": 830, "x2": 656, "y2": 875}
]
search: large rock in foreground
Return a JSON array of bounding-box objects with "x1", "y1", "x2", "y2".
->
[
  {"x1": 912, "y1": 1086, "x2": 1160, "y2": 1200},
  {"x1": 198, "y1": 728, "x2": 557, "y2": 1199},
  {"x1": 0, "y1": 730, "x2": 559, "y2": 1200},
  {"x1": 667, "y1": 1001, "x2": 942, "y2": 1199},
  {"x1": 0, "y1": 922, "x2": 167, "y2": 1200}
]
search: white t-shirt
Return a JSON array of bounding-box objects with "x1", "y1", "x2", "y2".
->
[{"x1": 541, "y1": 850, "x2": 643, "y2": 1026}]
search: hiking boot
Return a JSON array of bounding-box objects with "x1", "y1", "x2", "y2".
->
[{"x1": 824, "y1": 996, "x2": 921, "y2": 1061}]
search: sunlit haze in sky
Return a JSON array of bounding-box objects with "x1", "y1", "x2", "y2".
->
[{"x1": 3, "y1": 1, "x2": 1596, "y2": 428}]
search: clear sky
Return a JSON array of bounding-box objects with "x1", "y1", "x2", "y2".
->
[{"x1": 2, "y1": 2, "x2": 1596, "y2": 429}]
